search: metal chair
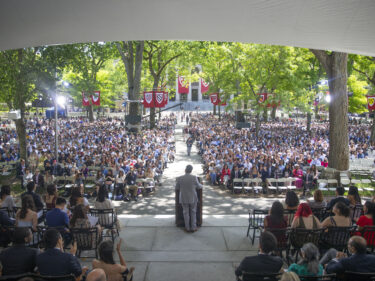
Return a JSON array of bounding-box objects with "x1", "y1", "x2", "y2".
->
[
  {"x1": 343, "y1": 271, "x2": 375, "y2": 281},
  {"x1": 311, "y1": 207, "x2": 328, "y2": 222},
  {"x1": 298, "y1": 274, "x2": 336, "y2": 281},
  {"x1": 319, "y1": 226, "x2": 356, "y2": 252},
  {"x1": 243, "y1": 178, "x2": 253, "y2": 194},
  {"x1": 283, "y1": 209, "x2": 296, "y2": 227},
  {"x1": 71, "y1": 226, "x2": 101, "y2": 258},
  {"x1": 351, "y1": 204, "x2": 363, "y2": 224},
  {"x1": 288, "y1": 228, "x2": 324, "y2": 263},
  {"x1": 89, "y1": 208, "x2": 119, "y2": 241},
  {"x1": 233, "y1": 178, "x2": 244, "y2": 194},
  {"x1": 247, "y1": 209, "x2": 268, "y2": 245},
  {"x1": 264, "y1": 227, "x2": 289, "y2": 259}
]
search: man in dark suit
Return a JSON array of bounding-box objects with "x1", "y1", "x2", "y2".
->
[
  {"x1": 0, "y1": 227, "x2": 39, "y2": 275},
  {"x1": 235, "y1": 231, "x2": 283, "y2": 280},
  {"x1": 326, "y1": 236, "x2": 375, "y2": 274},
  {"x1": 21, "y1": 181, "x2": 44, "y2": 212},
  {"x1": 175, "y1": 165, "x2": 203, "y2": 232},
  {"x1": 36, "y1": 228, "x2": 84, "y2": 278},
  {"x1": 16, "y1": 158, "x2": 27, "y2": 188},
  {"x1": 32, "y1": 168, "x2": 44, "y2": 193},
  {"x1": 0, "y1": 210, "x2": 14, "y2": 247},
  {"x1": 326, "y1": 187, "x2": 350, "y2": 210},
  {"x1": 230, "y1": 165, "x2": 242, "y2": 189}
]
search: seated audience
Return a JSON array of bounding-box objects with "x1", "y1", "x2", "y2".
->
[
  {"x1": 307, "y1": 189, "x2": 326, "y2": 209},
  {"x1": 0, "y1": 209, "x2": 15, "y2": 246},
  {"x1": 0, "y1": 185, "x2": 15, "y2": 209},
  {"x1": 235, "y1": 231, "x2": 283, "y2": 280},
  {"x1": 21, "y1": 181, "x2": 44, "y2": 212},
  {"x1": 321, "y1": 202, "x2": 351, "y2": 228},
  {"x1": 69, "y1": 186, "x2": 89, "y2": 210},
  {"x1": 92, "y1": 239, "x2": 134, "y2": 281},
  {"x1": 36, "y1": 229, "x2": 84, "y2": 278},
  {"x1": 347, "y1": 186, "x2": 361, "y2": 206},
  {"x1": 16, "y1": 195, "x2": 37, "y2": 232},
  {"x1": 280, "y1": 272, "x2": 300, "y2": 281},
  {"x1": 325, "y1": 236, "x2": 375, "y2": 274},
  {"x1": 291, "y1": 203, "x2": 321, "y2": 229},
  {"x1": 326, "y1": 187, "x2": 350, "y2": 210},
  {"x1": 0, "y1": 227, "x2": 39, "y2": 275},
  {"x1": 264, "y1": 201, "x2": 288, "y2": 236},
  {"x1": 44, "y1": 184, "x2": 58, "y2": 209},
  {"x1": 288, "y1": 243, "x2": 323, "y2": 277}
]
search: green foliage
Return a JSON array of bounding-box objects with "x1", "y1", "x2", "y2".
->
[{"x1": 347, "y1": 75, "x2": 368, "y2": 113}]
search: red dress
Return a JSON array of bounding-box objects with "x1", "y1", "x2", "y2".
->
[
  {"x1": 356, "y1": 215, "x2": 375, "y2": 246},
  {"x1": 221, "y1": 168, "x2": 230, "y2": 182}
]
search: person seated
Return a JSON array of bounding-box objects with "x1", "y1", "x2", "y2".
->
[
  {"x1": 284, "y1": 191, "x2": 299, "y2": 211},
  {"x1": 291, "y1": 203, "x2": 321, "y2": 229},
  {"x1": 325, "y1": 236, "x2": 375, "y2": 274},
  {"x1": 356, "y1": 201, "x2": 375, "y2": 245},
  {"x1": 21, "y1": 181, "x2": 44, "y2": 212},
  {"x1": 36, "y1": 229, "x2": 85, "y2": 278},
  {"x1": 230, "y1": 165, "x2": 242, "y2": 188},
  {"x1": 321, "y1": 202, "x2": 351, "y2": 228},
  {"x1": 16, "y1": 195, "x2": 37, "y2": 232},
  {"x1": 0, "y1": 209, "x2": 15, "y2": 247},
  {"x1": 125, "y1": 167, "x2": 139, "y2": 201},
  {"x1": 264, "y1": 201, "x2": 288, "y2": 248},
  {"x1": 92, "y1": 239, "x2": 134, "y2": 281},
  {"x1": 44, "y1": 184, "x2": 58, "y2": 209},
  {"x1": 235, "y1": 231, "x2": 283, "y2": 280},
  {"x1": 288, "y1": 243, "x2": 323, "y2": 277},
  {"x1": 347, "y1": 186, "x2": 362, "y2": 207},
  {"x1": 0, "y1": 185, "x2": 15, "y2": 209},
  {"x1": 0, "y1": 227, "x2": 39, "y2": 276},
  {"x1": 326, "y1": 187, "x2": 350, "y2": 210},
  {"x1": 69, "y1": 186, "x2": 89, "y2": 211},
  {"x1": 307, "y1": 189, "x2": 326, "y2": 209},
  {"x1": 280, "y1": 272, "x2": 300, "y2": 281},
  {"x1": 46, "y1": 197, "x2": 70, "y2": 228}
]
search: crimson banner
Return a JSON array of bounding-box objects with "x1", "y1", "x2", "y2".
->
[
  {"x1": 178, "y1": 76, "x2": 189, "y2": 94},
  {"x1": 154, "y1": 92, "x2": 165, "y2": 108},
  {"x1": 91, "y1": 91, "x2": 100, "y2": 106},
  {"x1": 163, "y1": 92, "x2": 168, "y2": 106},
  {"x1": 210, "y1": 93, "x2": 219, "y2": 105},
  {"x1": 367, "y1": 95, "x2": 375, "y2": 111},
  {"x1": 200, "y1": 78, "x2": 209, "y2": 93},
  {"x1": 257, "y1": 93, "x2": 268, "y2": 104},
  {"x1": 82, "y1": 92, "x2": 90, "y2": 107},
  {"x1": 143, "y1": 92, "x2": 154, "y2": 108}
]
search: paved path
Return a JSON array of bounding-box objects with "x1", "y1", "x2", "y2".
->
[{"x1": 96, "y1": 120, "x2": 272, "y2": 281}]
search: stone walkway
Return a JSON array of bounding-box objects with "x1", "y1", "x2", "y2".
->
[{"x1": 91, "y1": 120, "x2": 276, "y2": 281}]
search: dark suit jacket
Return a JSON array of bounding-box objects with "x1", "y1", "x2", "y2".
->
[
  {"x1": 326, "y1": 253, "x2": 375, "y2": 274},
  {"x1": 230, "y1": 170, "x2": 242, "y2": 180},
  {"x1": 16, "y1": 162, "x2": 27, "y2": 177},
  {"x1": 0, "y1": 245, "x2": 39, "y2": 275},
  {"x1": 32, "y1": 173, "x2": 44, "y2": 189},
  {"x1": 0, "y1": 210, "x2": 14, "y2": 226},
  {"x1": 235, "y1": 254, "x2": 283, "y2": 279},
  {"x1": 36, "y1": 248, "x2": 82, "y2": 277},
  {"x1": 21, "y1": 191, "x2": 44, "y2": 212},
  {"x1": 326, "y1": 196, "x2": 350, "y2": 210}
]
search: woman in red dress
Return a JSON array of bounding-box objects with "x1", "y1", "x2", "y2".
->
[
  {"x1": 220, "y1": 164, "x2": 231, "y2": 185},
  {"x1": 356, "y1": 201, "x2": 375, "y2": 246}
]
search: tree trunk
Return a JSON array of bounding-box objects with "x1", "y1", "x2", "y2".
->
[
  {"x1": 315, "y1": 104, "x2": 319, "y2": 120},
  {"x1": 255, "y1": 113, "x2": 260, "y2": 139},
  {"x1": 311, "y1": 50, "x2": 349, "y2": 170},
  {"x1": 213, "y1": 104, "x2": 216, "y2": 115},
  {"x1": 244, "y1": 101, "x2": 248, "y2": 110},
  {"x1": 218, "y1": 105, "x2": 221, "y2": 121},
  {"x1": 307, "y1": 112, "x2": 312, "y2": 132},
  {"x1": 88, "y1": 104, "x2": 94, "y2": 122},
  {"x1": 150, "y1": 107, "x2": 156, "y2": 129},
  {"x1": 370, "y1": 114, "x2": 375, "y2": 146},
  {"x1": 271, "y1": 107, "x2": 276, "y2": 120},
  {"x1": 15, "y1": 117, "x2": 27, "y2": 162},
  {"x1": 263, "y1": 107, "x2": 268, "y2": 122}
]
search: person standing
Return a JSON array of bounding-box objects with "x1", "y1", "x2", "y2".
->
[
  {"x1": 186, "y1": 136, "x2": 194, "y2": 156},
  {"x1": 175, "y1": 165, "x2": 203, "y2": 232}
]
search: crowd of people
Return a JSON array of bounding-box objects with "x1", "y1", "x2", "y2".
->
[{"x1": 185, "y1": 114, "x2": 372, "y2": 191}]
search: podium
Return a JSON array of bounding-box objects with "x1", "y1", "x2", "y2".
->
[{"x1": 175, "y1": 188, "x2": 203, "y2": 227}]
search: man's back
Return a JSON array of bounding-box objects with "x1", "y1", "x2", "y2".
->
[
  {"x1": 176, "y1": 174, "x2": 202, "y2": 204},
  {"x1": 327, "y1": 253, "x2": 375, "y2": 274},
  {"x1": 235, "y1": 254, "x2": 283, "y2": 279},
  {"x1": 46, "y1": 208, "x2": 69, "y2": 228},
  {"x1": 0, "y1": 245, "x2": 39, "y2": 275},
  {"x1": 36, "y1": 248, "x2": 82, "y2": 277}
]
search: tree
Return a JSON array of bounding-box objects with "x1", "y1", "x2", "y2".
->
[
  {"x1": 311, "y1": 50, "x2": 349, "y2": 170},
  {"x1": 0, "y1": 46, "x2": 70, "y2": 161},
  {"x1": 144, "y1": 41, "x2": 183, "y2": 128},
  {"x1": 116, "y1": 41, "x2": 144, "y2": 130},
  {"x1": 66, "y1": 42, "x2": 114, "y2": 122}
]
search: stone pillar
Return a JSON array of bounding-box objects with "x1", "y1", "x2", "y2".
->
[
  {"x1": 175, "y1": 75, "x2": 180, "y2": 102},
  {"x1": 198, "y1": 79, "x2": 202, "y2": 101},
  {"x1": 187, "y1": 81, "x2": 192, "y2": 102}
]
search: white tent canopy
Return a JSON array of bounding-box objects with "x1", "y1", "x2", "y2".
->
[{"x1": 1, "y1": 0, "x2": 375, "y2": 56}]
